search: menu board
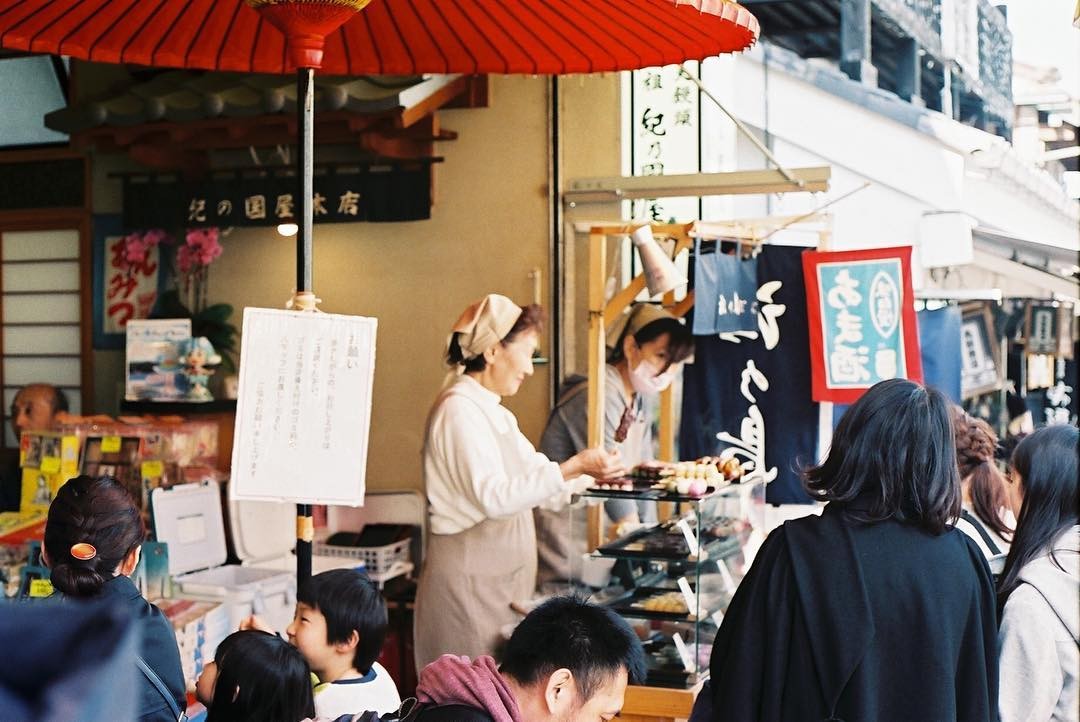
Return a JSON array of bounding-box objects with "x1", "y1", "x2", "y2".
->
[{"x1": 230, "y1": 308, "x2": 377, "y2": 505}]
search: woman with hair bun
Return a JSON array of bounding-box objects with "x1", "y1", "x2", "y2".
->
[
  {"x1": 951, "y1": 407, "x2": 1013, "y2": 569},
  {"x1": 415, "y1": 294, "x2": 626, "y2": 670},
  {"x1": 44, "y1": 475, "x2": 185, "y2": 722}
]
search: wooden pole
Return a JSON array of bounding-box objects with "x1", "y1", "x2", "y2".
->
[{"x1": 586, "y1": 231, "x2": 607, "y2": 551}]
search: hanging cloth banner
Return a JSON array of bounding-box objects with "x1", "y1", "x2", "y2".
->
[
  {"x1": 692, "y1": 240, "x2": 759, "y2": 335},
  {"x1": 802, "y1": 246, "x2": 923, "y2": 403}
]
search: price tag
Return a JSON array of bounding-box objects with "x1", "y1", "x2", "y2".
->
[
  {"x1": 40, "y1": 457, "x2": 61, "y2": 474},
  {"x1": 141, "y1": 460, "x2": 165, "y2": 478},
  {"x1": 29, "y1": 579, "x2": 54, "y2": 598},
  {"x1": 711, "y1": 609, "x2": 725, "y2": 626},
  {"x1": 101, "y1": 436, "x2": 122, "y2": 453},
  {"x1": 675, "y1": 518, "x2": 699, "y2": 557},
  {"x1": 672, "y1": 632, "x2": 694, "y2": 672},
  {"x1": 676, "y1": 576, "x2": 696, "y2": 618}
]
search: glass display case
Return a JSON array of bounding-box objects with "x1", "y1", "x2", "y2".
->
[{"x1": 570, "y1": 475, "x2": 767, "y2": 689}]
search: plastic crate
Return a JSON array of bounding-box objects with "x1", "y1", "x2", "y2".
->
[{"x1": 313, "y1": 524, "x2": 413, "y2": 584}]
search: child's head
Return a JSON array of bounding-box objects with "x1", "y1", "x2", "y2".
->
[
  {"x1": 287, "y1": 569, "x2": 387, "y2": 678},
  {"x1": 198, "y1": 630, "x2": 315, "y2": 722},
  {"x1": 43, "y1": 475, "x2": 145, "y2": 597}
]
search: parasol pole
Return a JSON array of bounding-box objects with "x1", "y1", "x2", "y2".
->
[
  {"x1": 295, "y1": 64, "x2": 315, "y2": 586},
  {"x1": 245, "y1": 0, "x2": 372, "y2": 590}
]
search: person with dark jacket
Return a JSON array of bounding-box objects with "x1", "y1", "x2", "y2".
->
[
  {"x1": 43, "y1": 475, "x2": 186, "y2": 722},
  {"x1": 411, "y1": 595, "x2": 645, "y2": 722},
  {"x1": 693, "y1": 378, "x2": 998, "y2": 722}
]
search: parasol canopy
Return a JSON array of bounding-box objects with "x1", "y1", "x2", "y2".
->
[{"x1": 0, "y1": 0, "x2": 758, "y2": 75}]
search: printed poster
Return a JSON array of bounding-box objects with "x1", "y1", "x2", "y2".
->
[
  {"x1": 802, "y1": 246, "x2": 923, "y2": 403},
  {"x1": 230, "y1": 308, "x2": 377, "y2": 505}
]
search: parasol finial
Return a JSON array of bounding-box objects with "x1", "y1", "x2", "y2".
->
[{"x1": 246, "y1": 0, "x2": 373, "y2": 69}]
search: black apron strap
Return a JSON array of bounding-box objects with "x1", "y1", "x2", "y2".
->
[{"x1": 960, "y1": 509, "x2": 1002, "y2": 555}]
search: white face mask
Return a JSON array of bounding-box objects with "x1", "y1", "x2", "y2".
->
[{"x1": 628, "y1": 357, "x2": 676, "y2": 395}]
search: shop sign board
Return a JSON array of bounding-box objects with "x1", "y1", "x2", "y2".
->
[
  {"x1": 1024, "y1": 302, "x2": 1073, "y2": 358},
  {"x1": 802, "y1": 246, "x2": 923, "y2": 403},
  {"x1": 123, "y1": 164, "x2": 432, "y2": 230},
  {"x1": 230, "y1": 308, "x2": 377, "y2": 506},
  {"x1": 960, "y1": 303, "x2": 1000, "y2": 399},
  {"x1": 629, "y1": 61, "x2": 700, "y2": 223}
]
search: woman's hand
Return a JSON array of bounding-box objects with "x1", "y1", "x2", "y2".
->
[{"x1": 561, "y1": 448, "x2": 626, "y2": 481}]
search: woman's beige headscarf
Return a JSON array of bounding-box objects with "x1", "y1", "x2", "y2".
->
[{"x1": 449, "y1": 294, "x2": 522, "y2": 362}]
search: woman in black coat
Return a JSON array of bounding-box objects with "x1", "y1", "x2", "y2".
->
[{"x1": 695, "y1": 379, "x2": 997, "y2": 722}]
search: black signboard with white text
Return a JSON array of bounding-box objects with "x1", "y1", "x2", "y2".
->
[{"x1": 122, "y1": 163, "x2": 432, "y2": 229}]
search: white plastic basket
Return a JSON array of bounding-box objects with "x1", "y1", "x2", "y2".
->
[{"x1": 313, "y1": 536, "x2": 412, "y2": 584}]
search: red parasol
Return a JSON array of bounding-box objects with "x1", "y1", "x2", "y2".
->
[
  {"x1": 0, "y1": 0, "x2": 758, "y2": 584},
  {"x1": 0, "y1": 0, "x2": 758, "y2": 75}
]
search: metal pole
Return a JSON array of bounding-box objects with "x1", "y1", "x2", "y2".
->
[
  {"x1": 680, "y1": 66, "x2": 804, "y2": 188},
  {"x1": 296, "y1": 66, "x2": 315, "y2": 586}
]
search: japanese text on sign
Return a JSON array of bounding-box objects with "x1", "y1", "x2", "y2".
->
[
  {"x1": 817, "y1": 260, "x2": 905, "y2": 388},
  {"x1": 231, "y1": 308, "x2": 377, "y2": 506},
  {"x1": 629, "y1": 63, "x2": 700, "y2": 223},
  {"x1": 104, "y1": 237, "x2": 159, "y2": 333}
]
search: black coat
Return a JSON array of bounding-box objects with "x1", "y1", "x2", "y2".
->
[
  {"x1": 704, "y1": 504, "x2": 998, "y2": 722},
  {"x1": 97, "y1": 575, "x2": 187, "y2": 722},
  {"x1": 412, "y1": 704, "x2": 494, "y2": 721}
]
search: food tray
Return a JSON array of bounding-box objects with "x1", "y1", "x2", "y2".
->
[
  {"x1": 606, "y1": 587, "x2": 698, "y2": 622},
  {"x1": 585, "y1": 477, "x2": 661, "y2": 498},
  {"x1": 642, "y1": 637, "x2": 693, "y2": 688},
  {"x1": 597, "y1": 523, "x2": 692, "y2": 561}
]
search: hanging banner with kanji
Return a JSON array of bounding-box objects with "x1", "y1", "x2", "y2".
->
[{"x1": 802, "y1": 246, "x2": 922, "y2": 403}]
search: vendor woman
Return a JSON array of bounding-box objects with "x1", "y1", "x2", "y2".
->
[
  {"x1": 536, "y1": 303, "x2": 693, "y2": 589},
  {"x1": 414, "y1": 294, "x2": 624, "y2": 669}
]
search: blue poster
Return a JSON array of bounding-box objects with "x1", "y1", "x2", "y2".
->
[{"x1": 815, "y1": 258, "x2": 907, "y2": 388}]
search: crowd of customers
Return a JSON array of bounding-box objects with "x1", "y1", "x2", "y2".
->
[{"x1": 0, "y1": 377, "x2": 1076, "y2": 721}]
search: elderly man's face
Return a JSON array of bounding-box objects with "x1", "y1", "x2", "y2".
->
[{"x1": 10, "y1": 386, "x2": 58, "y2": 440}]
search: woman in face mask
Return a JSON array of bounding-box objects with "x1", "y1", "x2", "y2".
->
[{"x1": 535, "y1": 303, "x2": 694, "y2": 591}]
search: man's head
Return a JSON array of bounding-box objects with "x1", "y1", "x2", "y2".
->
[
  {"x1": 10, "y1": 384, "x2": 68, "y2": 440},
  {"x1": 286, "y1": 569, "x2": 387, "y2": 680},
  {"x1": 500, "y1": 596, "x2": 646, "y2": 722}
]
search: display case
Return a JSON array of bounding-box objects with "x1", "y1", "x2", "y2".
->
[{"x1": 570, "y1": 475, "x2": 766, "y2": 690}]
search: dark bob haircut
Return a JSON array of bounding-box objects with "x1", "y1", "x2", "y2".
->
[
  {"x1": 206, "y1": 630, "x2": 314, "y2": 722},
  {"x1": 446, "y1": 303, "x2": 545, "y2": 373},
  {"x1": 297, "y1": 568, "x2": 388, "y2": 674},
  {"x1": 804, "y1": 378, "x2": 960, "y2": 534},
  {"x1": 998, "y1": 423, "x2": 1079, "y2": 603},
  {"x1": 500, "y1": 595, "x2": 645, "y2": 702}
]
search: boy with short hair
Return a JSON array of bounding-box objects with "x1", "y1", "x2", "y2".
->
[{"x1": 247, "y1": 568, "x2": 401, "y2": 718}]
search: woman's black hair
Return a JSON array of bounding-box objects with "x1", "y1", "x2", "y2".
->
[
  {"x1": 998, "y1": 423, "x2": 1079, "y2": 604},
  {"x1": 804, "y1": 378, "x2": 961, "y2": 534},
  {"x1": 608, "y1": 317, "x2": 694, "y2": 373},
  {"x1": 446, "y1": 303, "x2": 545, "y2": 373},
  {"x1": 205, "y1": 630, "x2": 315, "y2": 722},
  {"x1": 44, "y1": 475, "x2": 145, "y2": 597}
]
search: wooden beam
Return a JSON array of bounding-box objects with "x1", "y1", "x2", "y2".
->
[{"x1": 566, "y1": 167, "x2": 831, "y2": 204}]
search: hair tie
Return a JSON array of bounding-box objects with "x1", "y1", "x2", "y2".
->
[{"x1": 70, "y1": 542, "x2": 97, "y2": 561}]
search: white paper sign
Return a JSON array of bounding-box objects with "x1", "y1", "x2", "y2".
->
[{"x1": 230, "y1": 307, "x2": 377, "y2": 505}]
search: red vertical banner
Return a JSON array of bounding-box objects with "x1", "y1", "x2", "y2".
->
[{"x1": 802, "y1": 246, "x2": 922, "y2": 403}]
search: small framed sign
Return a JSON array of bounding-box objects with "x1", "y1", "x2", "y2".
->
[{"x1": 960, "y1": 303, "x2": 1000, "y2": 399}]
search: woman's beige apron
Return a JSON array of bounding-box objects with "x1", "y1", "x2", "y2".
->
[{"x1": 414, "y1": 509, "x2": 536, "y2": 670}]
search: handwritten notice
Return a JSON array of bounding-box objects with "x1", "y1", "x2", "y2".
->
[{"x1": 230, "y1": 308, "x2": 377, "y2": 506}]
